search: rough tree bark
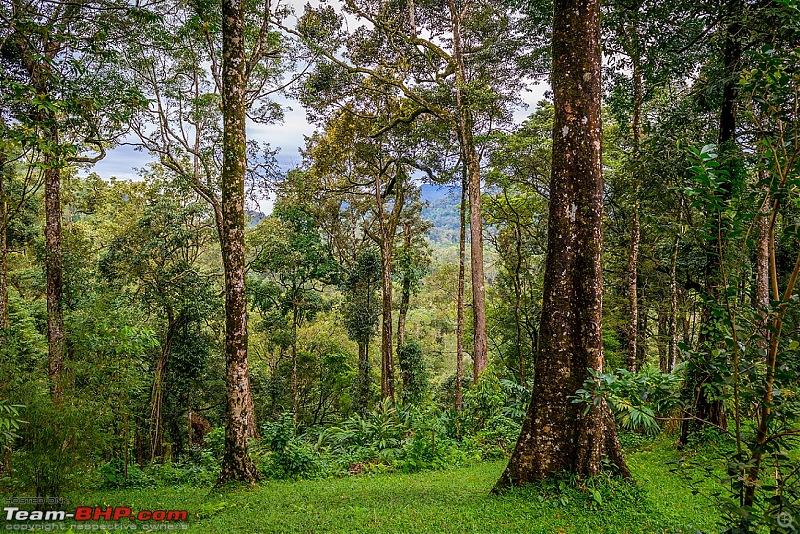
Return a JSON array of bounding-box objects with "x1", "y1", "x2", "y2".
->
[
  {"x1": 216, "y1": 0, "x2": 259, "y2": 484},
  {"x1": 44, "y1": 121, "x2": 65, "y2": 401},
  {"x1": 494, "y1": 0, "x2": 630, "y2": 488}
]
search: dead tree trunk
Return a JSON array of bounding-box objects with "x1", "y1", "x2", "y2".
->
[{"x1": 495, "y1": 0, "x2": 629, "y2": 488}]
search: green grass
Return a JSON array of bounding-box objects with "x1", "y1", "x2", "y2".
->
[{"x1": 61, "y1": 439, "x2": 719, "y2": 533}]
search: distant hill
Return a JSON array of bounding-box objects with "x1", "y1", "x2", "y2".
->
[
  {"x1": 246, "y1": 210, "x2": 266, "y2": 227},
  {"x1": 421, "y1": 184, "x2": 461, "y2": 247}
]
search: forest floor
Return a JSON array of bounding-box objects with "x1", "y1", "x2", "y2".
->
[{"x1": 64, "y1": 437, "x2": 720, "y2": 533}]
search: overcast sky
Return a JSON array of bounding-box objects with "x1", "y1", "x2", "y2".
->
[{"x1": 83, "y1": 1, "x2": 550, "y2": 208}]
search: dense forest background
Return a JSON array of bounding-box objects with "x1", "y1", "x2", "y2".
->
[{"x1": 1, "y1": 0, "x2": 800, "y2": 531}]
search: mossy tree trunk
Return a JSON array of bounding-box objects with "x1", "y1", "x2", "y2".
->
[
  {"x1": 495, "y1": 0, "x2": 630, "y2": 488},
  {"x1": 216, "y1": 0, "x2": 259, "y2": 485}
]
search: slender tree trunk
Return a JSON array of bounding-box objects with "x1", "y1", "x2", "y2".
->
[
  {"x1": 513, "y1": 224, "x2": 524, "y2": 383},
  {"x1": 149, "y1": 314, "x2": 175, "y2": 462},
  {"x1": 0, "y1": 150, "x2": 8, "y2": 331},
  {"x1": 216, "y1": 0, "x2": 259, "y2": 484},
  {"x1": 626, "y1": 41, "x2": 643, "y2": 373},
  {"x1": 495, "y1": 0, "x2": 629, "y2": 488},
  {"x1": 357, "y1": 342, "x2": 370, "y2": 415},
  {"x1": 638, "y1": 303, "x2": 648, "y2": 366},
  {"x1": 374, "y1": 172, "x2": 395, "y2": 401},
  {"x1": 396, "y1": 222, "x2": 411, "y2": 353},
  {"x1": 657, "y1": 310, "x2": 668, "y2": 373},
  {"x1": 455, "y1": 165, "x2": 467, "y2": 412},
  {"x1": 669, "y1": 234, "x2": 680, "y2": 371},
  {"x1": 44, "y1": 130, "x2": 65, "y2": 401},
  {"x1": 756, "y1": 176, "x2": 770, "y2": 334},
  {"x1": 450, "y1": 4, "x2": 487, "y2": 382},
  {"x1": 292, "y1": 304, "x2": 299, "y2": 423},
  {"x1": 680, "y1": 0, "x2": 741, "y2": 445},
  {"x1": 0, "y1": 147, "x2": 9, "y2": 475},
  {"x1": 380, "y1": 236, "x2": 394, "y2": 401}
]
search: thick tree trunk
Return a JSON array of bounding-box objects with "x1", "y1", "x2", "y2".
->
[
  {"x1": 455, "y1": 166, "x2": 467, "y2": 412},
  {"x1": 450, "y1": 4, "x2": 487, "y2": 382},
  {"x1": 216, "y1": 0, "x2": 259, "y2": 485},
  {"x1": 495, "y1": 0, "x2": 629, "y2": 488}
]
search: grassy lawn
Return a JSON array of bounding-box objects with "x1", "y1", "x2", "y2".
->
[{"x1": 60, "y1": 439, "x2": 719, "y2": 533}]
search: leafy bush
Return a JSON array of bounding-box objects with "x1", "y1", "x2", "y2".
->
[
  {"x1": 473, "y1": 415, "x2": 521, "y2": 460},
  {"x1": 572, "y1": 366, "x2": 684, "y2": 436},
  {"x1": 15, "y1": 395, "x2": 104, "y2": 496},
  {"x1": 462, "y1": 368, "x2": 505, "y2": 434},
  {"x1": 398, "y1": 340, "x2": 429, "y2": 405},
  {"x1": 259, "y1": 415, "x2": 321, "y2": 479}
]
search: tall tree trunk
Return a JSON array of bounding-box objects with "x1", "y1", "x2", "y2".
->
[
  {"x1": 216, "y1": 0, "x2": 259, "y2": 484},
  {"x1": 357, "y1": 342, "x2": 370, "y2": 415},
  {"x1": 292, "y1": 304, "x2": 299, "y2": 423},
  {"x1": 380, "y1": 236, "x2": 394, "y2": 401},
  {"x1": 44, "y1": 128, "x2": 65, "y2": 401},
  {"x1": 513, "y1": 224, "x2": 524, "y2": 383},
  {"x1": 149, "y1": 313, "x2": 176, "y2": 462},
  {"x1": 0, "y1": 148, "x2": 8, "y2": 332},
  {"x1": 756, "y1": 174, "x2": 770, "y2": 335},
  {"x1": 495, "y1": 0, "x2": 629, "y2": 488},
  {"x1": 669, "y1": 234, "x2": 680, "y2": 371},
  {"x1": 455, "y1": 164, "x2": 467, "y2": 412},
  {"x1": 374, "y1": 171, "x2": 395, "y2": 401},
  {"x1": 626, "y1": 39, "x2": 643, "y2": 373},
  {"x1": 638, "y1": 302, "x2": 648, "y2": 366},
  {"x1": 396, "y1": 222, "x2": 411, "y2": 353},
  {"x1": 450, "y1": 3, "x2": 487, "y2": 382},
  {"x1": 657, "y1": 310, "x2": 668, "y2": 373}
]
